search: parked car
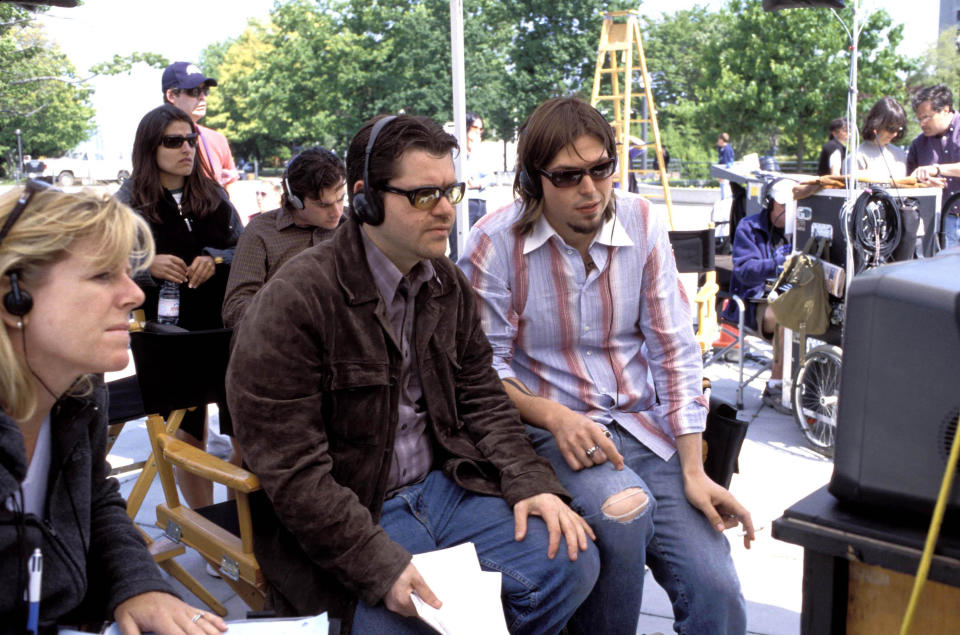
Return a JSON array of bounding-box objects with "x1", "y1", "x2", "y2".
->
[{"x1": 41, "y1": 151, "x2": 132, "y2": 186}]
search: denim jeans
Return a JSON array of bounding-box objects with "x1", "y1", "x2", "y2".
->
[
  {"x1": 944, "y1": 213, "x2": 960, "y2": 250},
  {"x1": 527, "y1": 423, "x2": 746, "y2": 635},
  {"x1": 351, "y1": 471, "x2": 600, "y2": 635}
]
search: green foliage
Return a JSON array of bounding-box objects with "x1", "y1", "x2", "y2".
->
[
  {"x1": 0, "y1": 4, "x2": 95, "y2": 176},
  {"x1": 88, "y1": 51, "x2": 169, "y2": 76},
  {"x1": 642, "y1": 0, "x2": 917, "y2": 168},
  {"x1": 200, "y1": 0, "x2": 636, "y2": 161}
]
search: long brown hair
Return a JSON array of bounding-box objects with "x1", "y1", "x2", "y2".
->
[
  {"x1": 512, "y1": 97, "x2": 617, "y2": 237},
  {"x1": 128, "y1": 104, "x2": 223, "y2": 223}
]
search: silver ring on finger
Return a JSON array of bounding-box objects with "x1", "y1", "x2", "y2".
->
[
  {"x1": 192, "y1": 613, "x2": 206, "y2": 624},
  {"x1": 584, "y1": 445, "x2": 600, "y2": 457}
]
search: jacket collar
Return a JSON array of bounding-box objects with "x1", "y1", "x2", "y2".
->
[{"x1": 334, "y1": 214, "x2": 448, "y2": 307}]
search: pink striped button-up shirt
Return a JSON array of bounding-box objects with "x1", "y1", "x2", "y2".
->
[{"x1": 459, "y1": 192, "x2": 707, "y2": 460}]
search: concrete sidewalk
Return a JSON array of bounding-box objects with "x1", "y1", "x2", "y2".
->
[{"x1": 109, "y1": 344, "x2": 831, "y2": 634}]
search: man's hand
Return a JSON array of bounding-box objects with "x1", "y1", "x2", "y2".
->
[
  {"x1": 186, "y1": 255, "x2": 216, "y2": 289},
  {"x1": 683, "y1": 469, "x2": 755, "y2": 549},
  {"x1": 383, "y1": 563, "x2": 441, "y2": 618},
  {"x1": 114, "y1": 591, "x2": 227, "y2": 634},
  {"x1": 149, "y1": 254, "x2": 188, "y2": 284},
  {"x1": 514, "y1": 493, "x2": 596, "y2": 561},
  {"x1": 543, "y1": 402, "x2": 624, "y2": 471},
  {"x1": 912, "y1": 165, "x2": 946, "y2": 187}
]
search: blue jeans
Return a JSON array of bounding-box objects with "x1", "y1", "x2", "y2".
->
[
  {"x1": 527, "y1": 423, "x2": 746, "y2": 635},
  {"x1": 944, "y1": 213, "x2": 960, "y2": 250},
  {"x1": 351, "y1": 471, "x2": 599, "y2": 635}
]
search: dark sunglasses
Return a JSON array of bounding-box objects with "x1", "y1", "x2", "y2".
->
[
  {"x1": 886, "y1": 125, "x2": 903, "y2": 134},
  {"x1": 538, "y1": 157, "x2": 617, "y2": 188},
  {"x1": 177, "y1": 86, "x2": 210, "y2": 98},
  {"x1": 160, "y1": 133, "x2": 199, "y2": 149},
  {"x1": 0, "y1": 180, "x2": 55, "y2": 250},
  {"x1": 379, "y1": 182, "x2": 466, "y2": 210}
]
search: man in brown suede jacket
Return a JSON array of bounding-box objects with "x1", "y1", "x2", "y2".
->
[{"x1": 226, "y1": 114, "x2": 599, "y2": 634}]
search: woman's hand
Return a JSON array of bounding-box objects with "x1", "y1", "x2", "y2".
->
[
  {"x1": 149, "y1": 254, "x2": 188, "y2": 284},
  {"x1": 186, "y1": 255, "x2": 216, "y2": 289},
  {"x1": 114, "y1": 591, "x2": 228, "y2": 634}
]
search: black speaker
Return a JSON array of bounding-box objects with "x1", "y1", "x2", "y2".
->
[
  {"x1": 352, "y1": 115, "x2": 397, "y2": 226},
  {"x1": 830, "y1": 252, "x2": 960, "y2": 515}
]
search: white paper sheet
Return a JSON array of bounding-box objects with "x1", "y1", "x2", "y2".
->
[{"x1": 409, "y1": 542, "x2": 509, "y2": 635}]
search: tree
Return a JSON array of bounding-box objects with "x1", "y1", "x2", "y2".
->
[
  {"x1": 200, "y1": 0, "x2": 639, "y2": 160},
  {"x1": 642, "y1": 0, "x2": 917, "y2": 167},
  {"x1": 0, "y1": 4, "x2": 94, "y2": 177}
]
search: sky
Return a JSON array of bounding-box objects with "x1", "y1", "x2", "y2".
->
[{"x1": 35, "y1": 0, "x2": 940, "y2": 160}]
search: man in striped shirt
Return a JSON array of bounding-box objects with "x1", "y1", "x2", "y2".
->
[{"x1": 460, "y1": 97, "x2": 754, "y2": 634}]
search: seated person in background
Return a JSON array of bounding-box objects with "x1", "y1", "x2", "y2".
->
[
  {"x1": 0, "y1": 184, "x2": 227, "y2": 634},
  {"x1": 817, "y1": 117, "x2": 848, "y2": 176},
  {"x1": 854, "y1": 97, "x2": 908, "y2": 180},
  {"x1": 226, "y1": 114, "x2": 599, "y2": 633},
  {"x1": 222, "y1": 147, "x2": 345, "y2": 328},
  {"x1": 721, "y1": 178, "x2": 793, "y2": 414}
]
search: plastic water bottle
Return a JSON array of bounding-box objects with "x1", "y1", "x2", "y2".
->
[{"x1": 157, "y1": 281, "x2": 180, "y2": 325}]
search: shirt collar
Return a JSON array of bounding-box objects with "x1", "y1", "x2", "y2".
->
[
  {"x1": 522, "y1": 199, "x2": 633, "y2": 255},
  {"x1": 360, "y1": 229, "x2": 436, "y2": 302},
  {"x1": 275, "y1": 206, "x2": 297, "y2": 230}
]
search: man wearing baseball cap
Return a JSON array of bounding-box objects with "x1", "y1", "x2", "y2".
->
[{"x1": 162, "y1": 61, "x2": 238, "y2": 193}]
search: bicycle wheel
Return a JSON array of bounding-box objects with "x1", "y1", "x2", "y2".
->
[{"x1": 792, "y1": 344, "x2": 842, "y2": 457}]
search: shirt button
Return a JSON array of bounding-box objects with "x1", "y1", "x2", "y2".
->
[
  {"x1": 586, "y1": 351, "x2": 592, "y2": 356},
  {"x1": 567, "y1": 249, "x2": 574, "y2": 255},
  {"x1": 584, "y1": 325, "x2": 590, "y2": 331}
]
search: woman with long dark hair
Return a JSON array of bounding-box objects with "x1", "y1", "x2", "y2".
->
[{"x1": 118, "y1": 104, "x2": 242, "y2": 512}]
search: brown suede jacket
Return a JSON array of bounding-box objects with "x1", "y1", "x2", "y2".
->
[{"x1": 226, "y1": 215, "x2": 567, "y2": 620}]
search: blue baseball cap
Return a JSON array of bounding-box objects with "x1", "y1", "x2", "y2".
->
[{"x1": 162, "y1": 62, "x2": 218, "y2": 92}]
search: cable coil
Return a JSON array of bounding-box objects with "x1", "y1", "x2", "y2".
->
[{"x1": 847, "y1": 187, "x2": 902, "y2": 273}]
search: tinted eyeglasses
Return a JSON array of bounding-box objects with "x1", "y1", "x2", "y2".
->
[
  {"x1": 177, "y1": 86, "x2": 210, "y2": 98},
  {"x1": 160, "y1": 133, "x2": 199, "y2": 149},
  {"x1": 379, "y1": 182, "x2": 466, "y2": 210},
  {"x1": 538, "y1": 157, "x2": 617, "y2": 188}
]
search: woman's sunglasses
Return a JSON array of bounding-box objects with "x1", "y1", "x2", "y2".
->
[
  {"x1": 379, "y1": 182, "x2": 466, "y2": 210},
  {"x1": 538, "y1": 157, "x2": 617, "y2": 188},
  {"x1": 160, "y1": 133, "x2": 199, "y2": 149}
]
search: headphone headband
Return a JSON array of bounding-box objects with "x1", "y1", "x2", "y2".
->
[{"x1": 353, "y1": 115, "x2": 398, "y2": 225}]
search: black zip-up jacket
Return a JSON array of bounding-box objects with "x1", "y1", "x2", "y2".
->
[{"x1": 0, "y1": 378, "x2": 175, "y2": 634}]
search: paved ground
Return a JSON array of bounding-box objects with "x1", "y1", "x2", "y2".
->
[{"x1": 107, "y1": 342, "x2": 832, "y2": 634}]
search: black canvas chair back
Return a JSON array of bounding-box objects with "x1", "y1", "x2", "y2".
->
[
  {"x1": 129, "y1": 327, "x2": 233, "y2": 416},
  {"x1": 669, "y1": 228, "x2": 715, "y2": 275}
]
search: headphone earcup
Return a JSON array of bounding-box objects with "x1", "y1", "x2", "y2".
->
[
  {"x1": 519, "y1": 169, "x2": 540, "y2": 199},
  {"x1": 282, "y1": 176, "x2": 304, "y2": 210},
  {"x1": 4, "y1": 272, "x2": 32, "y2": 317},
  {"x1": 352, "y1": 192, "x2": 383, "y2": 226}
]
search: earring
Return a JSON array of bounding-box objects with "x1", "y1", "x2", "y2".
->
[{"x1": 17, "y1": 320, "x2": 23, "y2": 330}]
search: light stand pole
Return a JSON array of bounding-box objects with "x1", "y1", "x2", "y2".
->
[{"x1": 15, "y1": 129, "x2": 23, "y2": 183}]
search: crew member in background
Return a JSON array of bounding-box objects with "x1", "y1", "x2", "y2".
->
[
  {"x1": 907, "y1": 84, "x2": 960, "y2": 248},
  {"x1": 162, "y1": 61, "x2": 238, "y2": 197},
  {"x1": 817, "y1": 117, "x2": 848, "y2": 177}
]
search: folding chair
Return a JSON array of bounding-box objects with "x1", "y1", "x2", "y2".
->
[
  {"x1": 669, "y1": 228, "x2": 771, "y2": 410},
  {"x1": 129, "y1": 326, "x2": 266, "y2": 614}
]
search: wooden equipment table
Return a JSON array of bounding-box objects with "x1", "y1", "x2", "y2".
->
[{"x1": 772, "y1": 485, "x2": 960, "y2": 634}]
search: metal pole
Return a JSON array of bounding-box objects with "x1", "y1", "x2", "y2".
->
[
  {"x1": 844, "y1": 0, "x2": 860, "y2": 293},
  {"x1": 449, "y1": 0, "x2": 468, "y2": 258},
  {"x1": 15, "y1": 129, "x2": 23, "y2": 183}
]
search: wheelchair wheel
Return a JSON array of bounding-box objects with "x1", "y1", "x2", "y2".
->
[{"x1": 792, "y1": 344, "x2": 842, "y2": 457}]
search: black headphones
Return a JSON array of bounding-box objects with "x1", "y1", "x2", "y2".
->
[
  {"x1": 0, "y1": 180, "x2": 51, "y2": 318},
  {"x1": 352, "y1": 115, "x2": 397, "y2": 226}
]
